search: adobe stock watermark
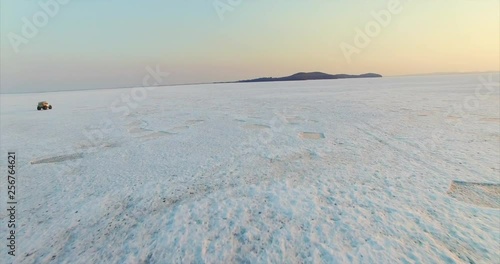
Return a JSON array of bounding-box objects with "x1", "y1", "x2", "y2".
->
[
  {"x1": 8, "y1": 0, "x2": 70, "y2": 53},
  {"x1": 53, "y1": 64, "x2": 169, "y2": 190},
  {"x1": 438, "y1": 74, "x2": 499, "y2": 128},
  {"x1": 424, "y1": 74, "x2": 499, "y2": 152},
  {"x1": 213, "y1": 0, "x2": 243, "y2": 21},
  {"x1": 25, "y1": 64, "x2": 168, "y2": 254},
  {"x1": 85, "y1": 64, "x2": 169, "y2": 145},
  {"x1": 110, "y1": 65, "x2": 170, "y2": 117},
  {"x1": 340, "y1": 0, "x2": 411, "y2": 64}
]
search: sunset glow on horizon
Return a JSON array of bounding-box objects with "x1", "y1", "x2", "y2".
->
[{"x1": 1, "y1": 0, "x2": 499, "y2": 92}]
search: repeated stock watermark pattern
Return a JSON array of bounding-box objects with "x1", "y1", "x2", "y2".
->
[
  {"x1": 109, "y1": 65, "x2": 169, "y2": 117},
  {"x1": 228, "y1": 108, "x2": 297, "y2": 187},
  {"x1": 444, "y1": 74, "x2": 500, "y2": 124},
  {"x1": 8, "y1": 0, "x2": 70, "y2": 53},
  {"x1": 213, "y1": 0, "x2": 244, "y2": 21},
  {"x1": 424, "y1": 74, "x2": 500, "y2": 151},
  {"x1": 344, "y1": 74, "x2": 499, "y2": 184},
  {"x1": 340, "y1": 0, "x2": 411, "y2": 64},
  {"x1": 19, "y1": 65, "x2": 169, "y2": 255},
  {"x1": 55, "y1": 65, "x2": 169, "y2": 188}
]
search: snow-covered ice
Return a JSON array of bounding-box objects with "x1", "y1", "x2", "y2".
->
[{"x1": 0, "y1": 73, "x2": 499, "y2": 263}]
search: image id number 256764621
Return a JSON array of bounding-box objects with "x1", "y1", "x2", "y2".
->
[{"x1": 7, "y1": 152, "x2": 17, "y2": 257}]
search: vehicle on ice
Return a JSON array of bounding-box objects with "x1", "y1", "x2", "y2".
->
[{"x1": 37, "y1": 101, "x2": 52, "y2": 110}]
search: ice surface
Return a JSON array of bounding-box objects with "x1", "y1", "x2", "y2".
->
[{"x1": 0, "y1": 73, "x2": 499, "y2": 263}]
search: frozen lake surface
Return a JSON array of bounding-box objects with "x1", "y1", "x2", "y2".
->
[{"x1": 1, "y1": 73, "x2": 499, "y2": 263}]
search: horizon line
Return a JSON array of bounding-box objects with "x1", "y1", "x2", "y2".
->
[{"x1": 1, "y1": 70, "x2": 499, "y2": 95}]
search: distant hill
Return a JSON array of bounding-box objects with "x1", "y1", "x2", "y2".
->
[{"x1": 235, "y1": 72, "x2": 382, "y2": 83}]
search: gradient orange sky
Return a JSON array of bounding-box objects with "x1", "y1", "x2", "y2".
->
[{"x1": 1, "y1": 0, "x2": 499, "y2": 92}]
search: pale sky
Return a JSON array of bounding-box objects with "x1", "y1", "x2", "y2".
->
[{"x1": 1, "y1": 0, "x2": 499, "y2": 93}]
